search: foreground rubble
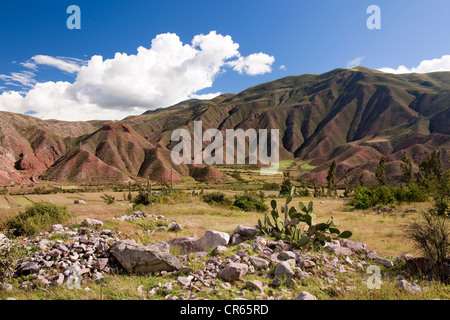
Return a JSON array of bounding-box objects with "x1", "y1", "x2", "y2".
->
[{"x1": 0, "y1": 219, "x2": 448, "y2": 300}]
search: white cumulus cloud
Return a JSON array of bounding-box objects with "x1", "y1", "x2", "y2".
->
[
  {"x1": 228, "y1": 52, "x2": 275, "y2": 76},
  {"x1": 379, "y1": 55, "x2": 450, "y2": 74},
  {"x1": 0, "y1": 31, "x2": 274, "y2": 121}
]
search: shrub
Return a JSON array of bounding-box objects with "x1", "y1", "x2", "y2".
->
[
  {"x1": 233, "y1": 192, "x2": 268, "y2": 212},
  {"x1": 406, "y1": 183, "x2": 429, "y2": 203},
  {"x1": 373, "y1": 186, "x2": 395, "y2": 206},
  {"x1": 403, "y1": 211, "x2": 450, "y2": 281},
  {"x1": 6, "y1": 202, "x2": 71, "y2": 237},
  {"x1": 101, "y1": 194, "x2": 116, "y2": 205},
  {"x1": 202, "y1": 192, "x2": 233, "y2": 207},
  {"x1": 351, "y1": 187, "x2": 374, "y2": 209}
]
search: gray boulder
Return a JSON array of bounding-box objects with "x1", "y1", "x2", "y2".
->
[
  {"x1": 219, "y1": 262, "x2": 248, "y2": 282},
  {"x1": 50, "y1": 224, "x2": 64, "y2": 233},
  {"x1": 110, "y1": 240, "x2": 183, "y2": 274},
  {"x1": 374, "y1": 257, "x2": 395, "y2": 268},
  {"x1": 294, "y1": 291, "x2": 318, "y2": 300},
  {"x1": 249, "y1": 256, "x2": 269, "y2": 269},
  {"x1": 193, "y1": 230, "x2": 230, "y2": 252},
  {"x1": 234, "y1": 225, "x2": 258, "y2": 238},
  {"x1": 340, "y1": 239, "x2": 367, "y2": 255},
  {"x1": 274, "y1": 261, "x2": 294, "y2": 277},
  {"x1": 167, "y1": 237, "x2": 197, "y2": 254},
  {"x1": 83, "y1": 218, "x2": 103, "y2": 228}
]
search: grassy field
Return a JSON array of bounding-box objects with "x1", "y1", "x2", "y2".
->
[
  {"x1": 0, "y1": 190, "x2": 448, "y2": 301},
  {"x1": 0, "y1": 191, "x2": 433, "y2": 258},
  {"x1": 0, "y1": 166, "x2": 447, "y2": 301}
]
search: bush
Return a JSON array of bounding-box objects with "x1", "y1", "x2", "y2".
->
[
  {"x1": 202, "y1": 192, "x2": 233, "y2": 207},
  {"x1": 374, "y1": 186, "x2": 395, "y2": 206},
  {"x1": 352, "y1": 184, "x2": 428, "y2": 209},
  {"x1": 351, "y1": 187, "x2": 374, "y2": 209},
  {"x1": 101, "y1": 194, "x2": 116, "y2": 205},
  {"x1": 233, "y1": 192, "x2": 268, "y2": 212},
  {"x1": 6, "y1": 202, "x2": 71, "y2": 237},
  {"x1": 403, "y1": 211, "x2": 450, "y2": 281}
]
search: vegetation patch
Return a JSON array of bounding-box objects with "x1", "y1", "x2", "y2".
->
[{"x1": 5, "y1": 202, "x2": 71, "y2": 237}]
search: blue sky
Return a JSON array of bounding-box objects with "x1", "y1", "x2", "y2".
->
[{"x1": 1, "y1": 0, "x2": 450, "y2": 120}]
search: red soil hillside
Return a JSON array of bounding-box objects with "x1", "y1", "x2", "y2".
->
[{"x1": 1, "y1": 67, "x2": 449, "y2": 186}]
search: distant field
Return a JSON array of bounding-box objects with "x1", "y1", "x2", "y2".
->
[{"x1": 301, "y1": 162, "x2": 316, "y2": 170}]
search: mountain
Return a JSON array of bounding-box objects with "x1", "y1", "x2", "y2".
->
[{"x1": 0, "y1": 67, "x2": 449, "y2": 186}]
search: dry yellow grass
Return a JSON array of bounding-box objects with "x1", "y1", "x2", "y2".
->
[{"x1": 0, "y1": 191, "x2": 432, "y2": 259}]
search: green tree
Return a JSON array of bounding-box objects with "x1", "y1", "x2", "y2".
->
[
  {"x1": 418, "y1": 149, "x2": 443, "y2": 187},
  {"x1": 326, "y1": 160, "x2": 337, "y2": 197},
  {"x1": 280, "y1": 171, "x2": 293, "y2": 196},
  {"x1": 343, "y1": 175, "x2": 351, "y2": 198},
  {"x1": 359, "y1": 172, "x2": 365, "y2": 187},
  {"x1": 400, "y1": 151, "x2": 414, "y2": 184},
  {"x1": 376, "y1": 156, "x2": 386, "y2": 186},
  {"x1": 127, "y1": 181, "x2": 132, "y2": 202}
]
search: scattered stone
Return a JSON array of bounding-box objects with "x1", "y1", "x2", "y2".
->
[
  {"x1": 374, "y1": 257, "x2": 395, "y2": 268},
  {"x1": 167, "y1": 237, "x2": 197, "y2": 254},
  {"x1": 168, "y1": 222, "x2": 182, "y2": 232},
  {"x1": 367, "y1": 250, "x2": 378, "y2": 260},
  {"x1": 177, "y1": 276, "x2": 194, "y2": 287},
  {"x1": 92, "y1": 272, "x2": 105, "y2": 284},
  {"x1": 234, "y1": 225, "x2": 258, "y2": 238},
  {"x1": 278, "y1": 251, "x2": 296, "y2": 261},
  {"x1": 294, "y1": 291, "x2": 318, "y2": 300},
  {"x1": 298, "y1": 260, "x2": 316, "y2": 269},
  {"x1": 249, "y1": 256, "x2": 269, "y2": 269},
  {"x1": 50, "y1": 224, "x2": 65, "y2": 233},
  {"x1": 284, "y1": 278, "x2": 296, "y2": 288},
  {"x1": 269, "y1": 276, "x2": 282, "y2": 288},
  {"x1": 193, "y1": 230, "x2": 230, "y2": 252},
  {"x1": 274, "y1": 261, "x2": 294, "y2": 278},
  {"x1": 396, "y1": 280, "x2": 421, "y2": 293},
  {"x1": 246, "y1": 280, "x2": 264, "y2": 294},
  {"x1": 253, "y1": 236, "x2": 268, "y2": 246},
  {"x1": 0, "y1": 283, "x2": 13, "y2": 292},
  {"x1": 214, "y1": 245, "x2": 228, "y2": 255},
  {"x1": 17, "y1": 262, "x2": 39, "y2": 276},
  {"x1": 218, "y1": 262, "x2": 248, "y2": 282},
  {"x1": 83, "y1": 218, "x2": 103, "y2": 228},
  {"x1": 162, "y1": 282, "x2": 173, "y2": 293},
  {"x1": 340, "y1": 239, "x2": 367, "y2": 255}
]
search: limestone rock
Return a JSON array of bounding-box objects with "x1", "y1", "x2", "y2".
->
[
  {"x1": 193, "y1": 230, "x2": 230, "y2": 252},
  {"x1": 219, "y1": 262, "x2": 248, "y2": 282},
  {"x1": 294, "y1": 291, "x2": 318, "y2": 300},
  {"x1": 83, "y1": 218, "x2": 103, "y2": 228},
  {"x1": 274, "y1": 261, "x2": 294, "y2": 278},
  {"x1": 110, "y1": 240, "x2": 183, "y2": 274}
]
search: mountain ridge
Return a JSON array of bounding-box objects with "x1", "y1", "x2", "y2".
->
[{"x1": 0, "y1": 67, "x2": 449, "y2": 186}]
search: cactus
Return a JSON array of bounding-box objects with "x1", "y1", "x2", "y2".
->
[{"x1": 258, "y1": 187, "x2": 352, "y2": 248}]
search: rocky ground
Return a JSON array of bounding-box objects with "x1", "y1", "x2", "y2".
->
[{"x1": 0, "y1": 212, "x2": 448, "y2": 300}]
